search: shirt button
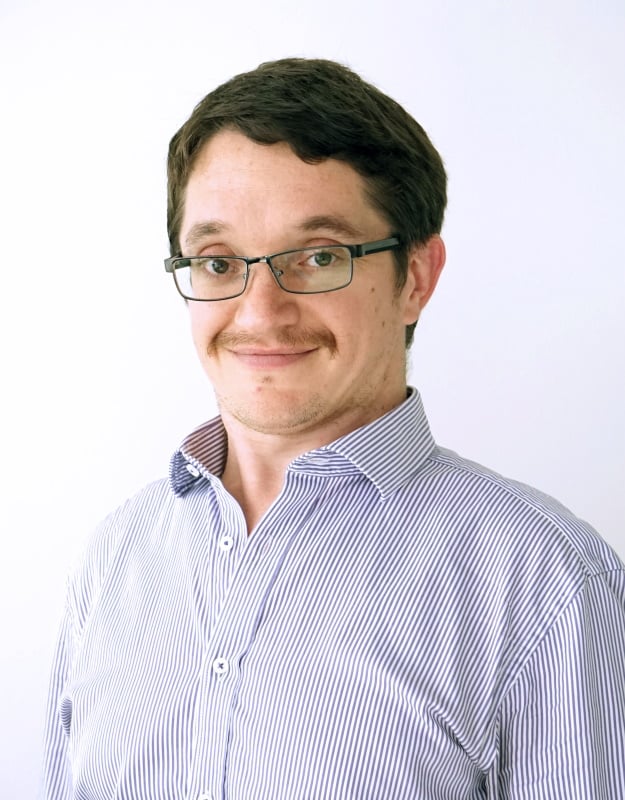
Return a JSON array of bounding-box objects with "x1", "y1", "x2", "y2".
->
[
  {"x1": 218, "y1": 535, "x2": 234, "y2": 552},
  {"x1": 212, "y1": 657, "x2": 229, "y2": 677},
  {"x1": 186, "y1": 463, "x2": 201, "y2": 478}
]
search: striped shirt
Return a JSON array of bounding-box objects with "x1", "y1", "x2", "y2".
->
[{"x1": 42, "y1": 388, "x2": 625, "y2": 799}]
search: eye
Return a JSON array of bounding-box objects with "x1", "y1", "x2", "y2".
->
[
  {"x1": 306, "y1": 249, "x2": 336, "y2": 268},
  {"x1": 204, "y1": 257, "x2": 233, "y2": 275}
]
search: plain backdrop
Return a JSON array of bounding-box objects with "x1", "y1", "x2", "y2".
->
[{"x1": 1, "y1": 0, "x2": 623, "y2": 794}]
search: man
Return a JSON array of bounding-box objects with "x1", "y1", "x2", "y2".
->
[{"x1": 43, "y1": 58, "x2": 625, "y2": 799}]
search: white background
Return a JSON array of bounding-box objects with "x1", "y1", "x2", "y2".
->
[{"x1": 1, "y1": 0, "x2": 623, "y2": 794}]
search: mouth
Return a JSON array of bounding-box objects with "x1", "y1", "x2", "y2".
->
[{"x1": 230, "y1": 349, "x2": 316, "y2": 368}]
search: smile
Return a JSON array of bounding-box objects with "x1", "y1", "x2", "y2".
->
[{"x1": 229, "y1": 349, "x2": 316, "y2": 368}]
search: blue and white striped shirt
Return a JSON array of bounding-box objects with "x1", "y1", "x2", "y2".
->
[{"x1": 43, "y1": 389, "x2": 625, "y2": 799}]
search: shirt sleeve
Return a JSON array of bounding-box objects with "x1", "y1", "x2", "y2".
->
[
  {"x1": 491, "y1": 568, "x2": 625, "y2": 799},
  {"x1": 39, "y1": 503, "x2": 131, "y2": 799},
  {"x1": 40, "y1": 594, "x2": 74, "y2": 799}
]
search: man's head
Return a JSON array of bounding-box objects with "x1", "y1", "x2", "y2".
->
[
  {"x1": 167, "y1": 57, "x2": 447, "y2": 347},
  {"x1": 167, "y1": 59, "x2": 446, "y2": 442}
]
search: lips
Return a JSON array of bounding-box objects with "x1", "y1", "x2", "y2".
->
[{"x1": 230, "y1": 349, "x2": 315, "y2": 368}]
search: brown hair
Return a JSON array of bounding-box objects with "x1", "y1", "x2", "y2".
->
[{"x1": 167, "y1": 58, "x2": 447, "y2": 345}]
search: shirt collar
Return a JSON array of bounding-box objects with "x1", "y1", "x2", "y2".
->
[
  {"x1": 311, "y1": 387, "x2": 436, "y2": 497},
  {"x1": 169, "y1": 387, "x2": 436, "y2": 499},
  {"x1": 169, "y1": 416, "x2": 228, "y2": 496}
]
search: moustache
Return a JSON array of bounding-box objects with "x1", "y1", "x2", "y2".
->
[{"x1": 207, "y1": 328, "x2": 338, "y2": 356}]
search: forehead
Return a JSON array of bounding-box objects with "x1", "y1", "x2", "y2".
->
[{"x1": 180, "y1": 129, "x2": 385, "y2": 247}]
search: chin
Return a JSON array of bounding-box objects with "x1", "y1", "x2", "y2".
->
[{"x1": 222, "y1": 391, "x2": 328, "y2": 435}]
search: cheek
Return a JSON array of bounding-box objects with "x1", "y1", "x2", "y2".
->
[
  {"x1": 188, "y1": 307, "x2": 219, "y2": 355},
  {"x1": 331, "y1": 302, "x2": 384, "y2": 359},
  {"x1": 360, "y1": 290, "x2": 406, "y2": 352}
]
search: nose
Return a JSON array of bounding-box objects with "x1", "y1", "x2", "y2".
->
[{"x1": 233, "y1": 260, "x2": 300, "y2": 330}]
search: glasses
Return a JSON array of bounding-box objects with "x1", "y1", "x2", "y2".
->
[{"x1": 164, "y1": 236, "x2": 401, "y2": 301}]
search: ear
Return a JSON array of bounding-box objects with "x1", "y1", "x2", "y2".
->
[{"x1": 400, "y1": 235, "x2": 446, "y2": 325}]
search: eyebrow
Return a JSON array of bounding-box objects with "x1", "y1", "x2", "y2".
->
[
  {"x1": 182, "y1": 214, "x2": 367, "y2": 253},
  {"x1": 295, "y1": 215, "x2": 366, "y2": 240},
  {"x1": 183, "y1": 221, "x2": 227, "y2": 251}
]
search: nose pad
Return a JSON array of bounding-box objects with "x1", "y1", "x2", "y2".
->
[{"x1": 246, "y1": 259, "x2": 284, "y2": 292}]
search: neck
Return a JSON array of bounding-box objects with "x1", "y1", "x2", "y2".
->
[
  {"x1": 221, "y1": 408, "x2": 348, "y2": 532},
  {"x1": 220, "y1": 425, "x2": 309, "y2": 534},
  {"x1": 219, "y1": 387, "x2": 408, "y2": 533}
]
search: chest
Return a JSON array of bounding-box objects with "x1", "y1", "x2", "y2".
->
[{"x1": 62, "y1": 481, "x2": 496, "y2": 799}]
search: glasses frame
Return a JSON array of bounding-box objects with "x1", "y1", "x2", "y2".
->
[{"x1": 164, "y1": 236, "x2": 401, "y2": 301}]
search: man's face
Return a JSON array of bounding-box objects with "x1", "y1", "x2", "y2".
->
[{"x1": 180, "y1": 128, "x2": 432, "y2": 442}]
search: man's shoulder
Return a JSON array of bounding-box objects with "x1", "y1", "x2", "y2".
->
[
  {"x1": 404, "y1": 446, "x2": 624, "y2": 685},
  {"x1": 89, "y1": 476, "x2": 174, "y2": 548},
  {"x1": 66, "y1": 477, "x2": 176, "y2": 624},
  {"x1": 411, "y1": 445, "x2": 622, "y2": 578}
]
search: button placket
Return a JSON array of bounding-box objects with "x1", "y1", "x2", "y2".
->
[{"x1": 186, "y1": 483, "x2": 253, "y2": 800}]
